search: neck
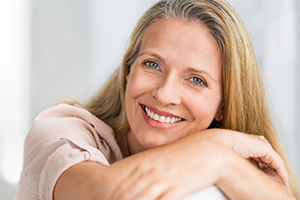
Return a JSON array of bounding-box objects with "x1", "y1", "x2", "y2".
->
[{"x1": 126, "y1": 129, "x2": 147, "y2": 155}]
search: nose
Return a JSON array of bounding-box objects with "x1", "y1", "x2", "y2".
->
[{"x1": 151, "y1": 74, "x2": 182, "y2": 106}]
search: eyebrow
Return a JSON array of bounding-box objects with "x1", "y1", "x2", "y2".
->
[
  {"x1": 137, "y1": 51, "x2": 217, "y2": 83},
  {"x1": 137, "y1": 51, "x2": 166, "y2": 63},
  {"x1": 185, "y1": 67, "x2": 217, "y2": 83}
]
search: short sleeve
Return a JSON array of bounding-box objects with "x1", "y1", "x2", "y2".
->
[{"x1": 16, "y1": 104, "x2": 123, "y2": 200}]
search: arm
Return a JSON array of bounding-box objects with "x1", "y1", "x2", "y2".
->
[
  {"x1": 54, "y1": 129, "x2": 294, "y2": 200},
  {"x1": 54, "y1": 132, "x2": 197, "y2": 200},
  {"x1": 111, "y1": 139, "x2": 294, "y2": 200}
]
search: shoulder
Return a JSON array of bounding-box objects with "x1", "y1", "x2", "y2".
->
[
  {"x1": 30, "y1": 103, "x2": 113, "y2": 139},
  {"x1": 35, "y1": 103, "x2": 112, "y2": 131},
  {"x1": 25, "y1": 103, "x2": 122, "y2": 162},
  {"x1": 18, "y1": 104, "x2": 123, "y2": 199}
]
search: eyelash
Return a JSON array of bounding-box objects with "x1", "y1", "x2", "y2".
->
[
  {"x1": 189, "y1": 77, "x2": 206, "y2": 87},
  {"x1": 142, "y1": 60, "x2": 207, "y2": 87}
]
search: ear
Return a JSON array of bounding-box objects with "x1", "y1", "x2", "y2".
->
[
  {"x1": 214, "y1": 102, "x2": 224, "y2": 122},
  {"x1": 125, "y1": 72, "x2": 131, "y2": 89},
  {"x1": 126, "y1": 65, "x2": 131, "y2": 81}
]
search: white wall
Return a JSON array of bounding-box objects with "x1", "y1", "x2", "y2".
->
[
  {"x1": 0, "y1": 0, "x2": 31, "y2": 199},
  {"x1": 30, "y1": 0, "x2": 158, "y2": 119}
]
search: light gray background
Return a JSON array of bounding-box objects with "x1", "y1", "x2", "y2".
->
[{"x1": 0, "y1": 0, "x2": 299, "y2": 199}]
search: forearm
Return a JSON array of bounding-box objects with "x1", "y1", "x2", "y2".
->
[
  {"x1": 53, "y1": 129, "x2": 293, "y2": 200},
  {"x1": 53, "y1": 131, "x2": 208, "y2": 200}
]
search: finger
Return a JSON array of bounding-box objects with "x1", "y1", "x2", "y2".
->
[
  {"x1": 263, "y1": 168, "x2": 292, "y2": 193},
  {"x1": 249, "y1": 135, "x2": 290, "y2": 190},
  {"x1": 263, "y1": 168, "x2": 282, "y2": 184},
  {"x1": 254, "y1": 151, "x2": 290, "y2": 190},
  {"x1": 268, "y1": 158, "x2": 290, "y2": 190},
  {"x1": 248, "y1": 158, "x2": 259, "y2": 168}
]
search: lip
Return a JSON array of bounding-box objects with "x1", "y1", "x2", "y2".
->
[
  {"x1": 140, "y1": 104, "x2": 185, "y2": 129},
  {"x1": 141, "y1": 104, "x2": 183, "y2": 118}
]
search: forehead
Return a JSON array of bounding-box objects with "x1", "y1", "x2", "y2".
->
[
  {"x1": 143, "y1": 18, "x2": 217, "y2": 45},
  {"x1": 139, "y1": 18, "x2": 221, "y2": 74}
]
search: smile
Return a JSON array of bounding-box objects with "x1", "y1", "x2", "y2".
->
[{"x1": 142, "y1": 105, "x2": 183, "y2": 123}]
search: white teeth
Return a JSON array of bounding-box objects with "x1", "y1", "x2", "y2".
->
[
  {"x1": 165, "y1": 117, "x2": 171, "y2": 123},
  {"x1": 159, "y1": 116, "x2": 165, "y2": 123},
  {"x1": 170, "y1": 117, "x2": 175, "y2": 123},
  {"x1": 150, "y1": 112, "x2": 154, "y2": 118},
  {"x1": 144, "y1": 106, "x2": 182, "y2": 123}
]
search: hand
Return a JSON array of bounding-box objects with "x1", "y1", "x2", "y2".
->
[
  {"x1": 110, "y1": 140, "x2": 234, "y2": 200},
  {"x1": 110, "y1": 130, "x2": 292, "y2": 200},
  {"x1": 204, "y1": 129, "x2": 290, "y2": 190},
  {"x1": 262, "y1": 167, "x2": 291, "y2": 192}
]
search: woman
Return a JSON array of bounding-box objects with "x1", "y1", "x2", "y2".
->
[{"x1": 16, "y1": 0, "x2": 299, "y2": 199}]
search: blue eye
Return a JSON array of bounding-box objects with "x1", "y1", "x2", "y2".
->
[
  {"x1": 145, "y1": 61, "x2": 159, "y2": 69},
  {"x1": 190, "y1": 77, "x2": 204, "y2": 85}
]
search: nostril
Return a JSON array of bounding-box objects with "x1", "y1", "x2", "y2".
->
[{"x1": 152, "y1": 85, "x2": 181, "y2": 106}]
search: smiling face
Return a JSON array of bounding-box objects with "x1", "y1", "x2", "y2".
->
[{"x1": 125, "y1": 18, "x2": 223, "y2": 154}]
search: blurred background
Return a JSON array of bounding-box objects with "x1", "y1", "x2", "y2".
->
[{"x1": 0, "y1": 0, "x2": 299, "y2": 199}]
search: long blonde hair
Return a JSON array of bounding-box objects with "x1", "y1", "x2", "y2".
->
[{"x1": 83, "y1": 0, "x2": 299, "y2": 197}]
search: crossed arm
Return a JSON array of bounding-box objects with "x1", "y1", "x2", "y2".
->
[{"x1": 53, "y1": 129, "x2": 295, "y2": 200}]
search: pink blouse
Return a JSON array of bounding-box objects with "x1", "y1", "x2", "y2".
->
[{"x1": 15, "y1": 104, "x2": 125, "y2": 200}]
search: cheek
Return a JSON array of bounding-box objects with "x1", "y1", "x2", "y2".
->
[
  {"x1": 125, "y1": 69, "x2": 151, "y2": 122},
  {"x1": 125, "y1": 84, "x2": 139, "y2": 131},
  {"x1": 126, "y1": 69, "x2": 155, "y2": 98},
  {"x1": 186, "y1": 91, "x2": 222, "y2": 120}
]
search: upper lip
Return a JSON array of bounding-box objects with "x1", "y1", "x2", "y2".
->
[{"x1": 141, "y1": 104, "x2": 184, "y2": 119}]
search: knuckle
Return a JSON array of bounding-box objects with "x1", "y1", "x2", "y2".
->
[
  {"x1": 258, "y1": 135, "x2": 267, "y2": 141},
  {"x1": 258, "y1": 135, "x2": 272, "y2": 147}
]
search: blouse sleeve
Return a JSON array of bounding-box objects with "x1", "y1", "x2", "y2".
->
[{"x1": 16, "y1": 104, "x2": 123, "y2": 200}]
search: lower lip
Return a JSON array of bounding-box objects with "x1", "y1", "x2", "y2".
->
[{"x1": 141, "y1": 106, "x2": 183, "y2": 129}]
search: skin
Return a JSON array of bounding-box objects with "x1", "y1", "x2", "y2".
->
[
  {"x1": 125, "y1": 18, "x2": 223, "y2": 154},
  {"x1": 111, "y1": 139, "x2": 289, "y2": 200},
  {"x1": 124, "y1": 18, "x2": 289, "y2": 189},
  {"x1": 53, "y1": 18, "x2": 295, "y2": 200},
  {"x1": 54, "y1": 132, "x2": 294, "y2": 200}
]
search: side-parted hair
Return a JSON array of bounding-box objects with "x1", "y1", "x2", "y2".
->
[{"x1": 82, "y1": 0, "x2": 299, "y2": 197}]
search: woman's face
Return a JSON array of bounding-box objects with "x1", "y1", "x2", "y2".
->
[{"x1": 125, "y1": 18, "x2": 223, "y2": 153}]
